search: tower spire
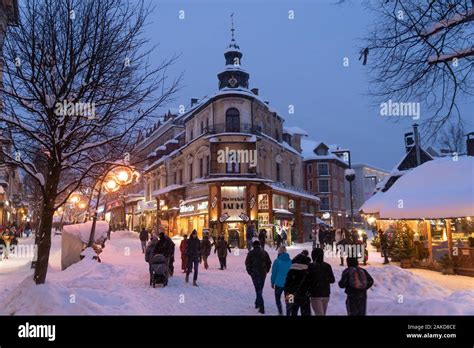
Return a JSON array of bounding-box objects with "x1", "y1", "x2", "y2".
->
[{"x1": 230, "y1": 13, "x2": 235, "y2": 42}]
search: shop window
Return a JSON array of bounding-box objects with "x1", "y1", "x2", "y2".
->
[
  {"x1": 318, "y1": 179, "x2": 330, "y2": 193},
  {"x1": 320, "y1": 197, "x2": 330, "y2": 211},
  {"x1": 272, "y1": 194, "x2": 288, "y2": 210},
  {"x1": 226, "y1": 108, "x2": 240, "y2": 132},
  {"x1": 318, "y1": 163, "x2": 329, "y2": 176}
]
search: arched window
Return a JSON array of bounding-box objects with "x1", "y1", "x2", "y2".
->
[{"x1": 226, "y1": 108, "x2": 240, "y2": 132}]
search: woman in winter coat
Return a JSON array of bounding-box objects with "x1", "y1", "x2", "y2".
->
[
  {"x1": 284, "y1": 253, "x2": 311, "y2": 316},
  {"x1": 201, "y1": 235, "x2": 212, "y2": 269},
  {"x1": 270, "y1": 246, "x2": 292, "y2": 315},
  {"x1": 179, "y1": 234, "x2": 188, "y2": 273},
  {"x1": 215, "y1": 235, "x2": 232, "y2": 270},
  {"x1": 258, "y1": 229, "x2": 267, "y2": 249}
]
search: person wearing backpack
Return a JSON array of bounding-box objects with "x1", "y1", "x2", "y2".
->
[
  {"x1": 338, "y1": 257, "x2": 374, "y2": 316},
  {"x1": 308, "y1": 248, "x2": 335, "y2": 315},
  {"x1": 284, "y1": 253, "x2": 311, "y2": 316}
]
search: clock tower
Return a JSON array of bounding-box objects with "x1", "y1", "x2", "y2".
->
[{"x1": 217, "y1": 14, "x2": 250, "y2": 90}]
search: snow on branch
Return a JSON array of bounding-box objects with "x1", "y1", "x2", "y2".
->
[
  {"x1": 428, "y1": 46, "x2": 474, "y2": 64},
  {"x1": 422, "y1": 9, "x2": 474, "y2": 38}
]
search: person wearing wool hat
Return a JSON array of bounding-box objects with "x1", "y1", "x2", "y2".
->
[
  {"x1": 271, "y1": 246, "x2": 292, "y2": 315},
  {"x1": 245, "y1": 238, "x2": 272, "y2": 314}
]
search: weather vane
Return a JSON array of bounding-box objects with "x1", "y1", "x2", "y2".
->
[{"x1": 230, "y1": 13, "x2": 235, "y2": 41}]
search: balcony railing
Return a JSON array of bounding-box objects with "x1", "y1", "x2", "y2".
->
[{"x1": 204, "y1": 123, "x2": 262, "y2": 136}]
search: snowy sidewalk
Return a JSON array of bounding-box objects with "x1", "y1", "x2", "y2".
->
[{"x1": 1, "y1": 232, "x2": 473, "y2": 315}]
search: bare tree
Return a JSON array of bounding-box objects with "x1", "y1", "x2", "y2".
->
[
  {"x1": 438, "y1": 121, "x2": 467, "y2": 154},
  {"x1": 360, "y1": 0, "x2": 473, "y2": 135},
  {"x1": 0, "y1": 0, "x2": 180, "y2": 284}
]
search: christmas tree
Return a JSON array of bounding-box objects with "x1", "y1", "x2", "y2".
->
[{"x1": 389, "y1": 221, "x2": 415, "y2": 261}]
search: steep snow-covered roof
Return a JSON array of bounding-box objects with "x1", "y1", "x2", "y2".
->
[
  {"x1": 360, "y1": 156, "x2": 474, "y2": 219},
  {"x1": 300, "y1": 138, "x2": 348, "y2": 166},
  {"x1": 283, "y1": 126, "x2": 308, "y2": 137}
]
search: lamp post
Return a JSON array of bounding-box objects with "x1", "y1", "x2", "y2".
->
[
  {"x1": 88, "y1": 165, "x2": 139, "y2": 247},
  {"x1": 332, "y1": 150, "x2": 355, "y2": 228}
]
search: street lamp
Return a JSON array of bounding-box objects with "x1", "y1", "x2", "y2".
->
[{"x1": 332, "y1": 149, "x2": 355, "y2": 228}]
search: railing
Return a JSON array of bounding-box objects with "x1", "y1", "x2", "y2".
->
[{"x1": 205, "y1": 123, "x2": 262, "y2": 135}]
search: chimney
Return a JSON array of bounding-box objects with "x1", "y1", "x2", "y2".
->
[
  {"x1": 413, "y1": 123, "x2": 421, "y2": 165},
  {"x1": 404, "y1": 132, "x2": 415, "y2": 154},
  {"x1": 467, "y1": 132, "x2": 474, "y2": 156},
  {"x1": 191, "y1": 98, "x2": 199, "y2": 107},
  {"x1": 251, "y1": 88, "x2": 259, "y2": 96}
]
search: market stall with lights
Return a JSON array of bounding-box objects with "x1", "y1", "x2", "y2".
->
[{"x1": 360, "y1": 156, "x2": 474, "y2": 275}]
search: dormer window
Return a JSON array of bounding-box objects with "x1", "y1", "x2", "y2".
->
[{"x1": 314, "y1": 143, "x2": 329, "y2": 156}]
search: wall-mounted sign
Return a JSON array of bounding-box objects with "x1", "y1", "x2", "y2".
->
[
  {"x1": 221, "y1": 186, "x2": 246, "y2": 221},
  {"x1": 180, "y1": 204, "x2": 195, "y2": 214},
  {"x1": 197, "y1": 201, "x2": 208, "y2": 211},
  {"x1": 219, "y1": 212, "x2": 230, "y2": 222},
  {"x1": 258, "y1": 213, "x2": 269, "y2": 225},
  {"x1": 239, "y1": 213, "x2": 249, "y2": 222},
  {"x1": 258, "y1": 194, "x2": 269, "y2": 210},
  {"x1": 211, "y1": 196, "x2": 218, "y2": 209},
  {"x1": 249, "y1": 195, "x2": 256, "y2": 209}
]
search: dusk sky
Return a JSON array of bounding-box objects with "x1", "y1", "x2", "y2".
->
[{"x1": 146, "y1": 0, "x2": 473, "y2": 170}]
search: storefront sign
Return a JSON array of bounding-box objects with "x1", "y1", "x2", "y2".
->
[
  {"x1": 221, "y1": 186, "x2": 246, "y2": 221},
  {"x1": 258, "y1": 194, "x2": 269, "y2": 210},
  {"x1": 211, "y1": 196, "x2": 218, "y2": 208},
  {"x1": 219, "y1": 212, "x2": 230, "y2": 222},
  {"x1": 197, "y1": 201, "x2": 208, "y2": 211},
  {"x1": 239, "y1": 213, "x2": 249, "y2": 222},
  {"x1": 258, "y1": 213, "x2": 269, "y2": 225},
  {"x1": 180, "y1": 204, "x2": 195, "y2": 214},
  {"x1": 249, "y1": 195, "x2": 256, "y2": 209}
]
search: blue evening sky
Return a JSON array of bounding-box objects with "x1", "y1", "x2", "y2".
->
[{"x1": 145, "y1": 0, "x2": 473, "y2": 171}]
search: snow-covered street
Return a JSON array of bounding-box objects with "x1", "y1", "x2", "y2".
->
[{"x1": 1, "y1": 232, "x2": 473, "y2": 315}]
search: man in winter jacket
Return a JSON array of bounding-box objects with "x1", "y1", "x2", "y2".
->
[
  {"x1": 139, "y1": 227, "x2": 149, "y2": 253},
  {"x1": 179, "y1": 234, "x2": 188, "y2": 273},
  {"x1": 271, "y1": 246, "x2": 292, "y2": 315},
  {"x1": 215, "y1": 235, "x2": 232, "y2": 270},
  {"x1": 245, "y1": 239, "x2": 272, "y2": 314},
  {"x1": 201, "y1": 235, "x2": 212, "y2": 269},
  {"x1": 246, "y1": 222, "x2": 255, "y2": 251},
  {"x1": 155, "y1": 232, "x2": 175, "y2": 276},
  {"x1": 186, "y1": 230, "x2": 201, "y2": 286},
  {"x1": 284, "y1": 253, "x2": 311, "y2": 316},
  {"x1": 258, "y1": 229, "x2": 267, "y2": 249},
  {"x1": 308, "y1": 248, "x2": 335, "y2": 315},
  {"x1": 338, "y1": 257, "x2": 374, "y2": 316}
]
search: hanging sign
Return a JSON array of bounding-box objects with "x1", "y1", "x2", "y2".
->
[
  {"x1": 219, "y1": 212, "x2": 230, "y2": 222},
  {"x1": 249, "y1": 195, "x2": 256, "y2": 209}
]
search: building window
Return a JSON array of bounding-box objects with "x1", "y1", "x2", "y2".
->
[
  {"x1": 199, "y1": 157, "x2": 204, "y2": 177},
  {"x1": 308, "y1": 179, "x2": 313, "y2": 190},
  {"x1": 189, "y1": 163, "x2": 193, "y2": 181},
  {"x1": 334, "y1": 196, "x2": 339, "y2": 209},
  {"x1": 318, "y1": 179, "x2": 330, "y2": 193},
  {"x1": 226, "y1": 108, "x2": 240, "y2": 132},
  {"x1": 290, "y1": 167, "x2": 294, "y2": 186},
  {"x1": 318, "y1": 163, "x2": 329, "y2": 176},
  {"x1": 307, "y1": 164, "x2": 312, "y2": 174},
  {"x1": 226, "y1": 161, "x2": 240, "y2": 173},
  {"x1": 174, "y1": 171, "x2": 177, "y2": 185},
  {"x1": 189, "y1": 129, "x2": 193, "y2": 141},
  {"x1": 206, "y1": 155, "x2": 210, "y2": 175},
  {"x1": 206, "y1": 118, "x2": 209, "y2": 132},
  {"x1": 200, "y1": 121, "x2": 204, "y2": 135},
  {"x1": 276, "y1": 163, "x2": 281, "y2": 182},
  {"x1": 320, "y1": 197, "x2": 330, "y2": 211}
]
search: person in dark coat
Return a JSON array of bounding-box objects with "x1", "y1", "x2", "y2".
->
[
  {"x1": 338, "y1": 257, "x2": 374, "y2": 316},
  {"x1": 281, "y1": 230, "x2": 288, "y2": 246},
  {"x1": 245, "y1": 239, "x2": 272, "y2": 314},
  {"x1": 201, "y1": 235, "x2": 212, "y2": 269},
  {"x1": 336, "y1": 233, "x2": 350, "y2": 266},
  {"x1": 308, "y1": 248, "x2": 335, "y2": 315},
  {"x1": 0, "y1": 236, "x2": 6, "y2": 260},
  {"x1": 284, "y1": 253, "x2": 311, "y2": 316},
  {"x1": 380, "y1": 230, "x2": 390, "y2": 264},
  {"x1": 215, "y1": 235, "x2": 232, "y2": 270},
  {"x1": 139, "y1": 227, "x2": 149, "y2": 253},
  {"x1": 318, "y1": 227, "x2": 327, "y2": 248},
  {"x1": 179, "y1": 234, "x2": 188, "y2": 273},
  {"x1": 258, "y1": 229, "x2": 267, "y2": 249},
  {"x1": 274, "y1": 233, "x2": 283, "y2": 250},
  {"x1": 155, "y1": 232, "x2": 175, "y2": 276},
  {"x1": 246, "y1": 222, "x2": 255, "y2": 250},
  {"x1": 185, "y1": 230, "x2": 201, "y2": 286}
]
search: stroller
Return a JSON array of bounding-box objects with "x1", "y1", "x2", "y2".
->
[{"x1": 149, "y1": 254, "x2": 169, "y2": 288}]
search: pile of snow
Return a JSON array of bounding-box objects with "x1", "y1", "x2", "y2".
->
[{"x1": 62, "y1": 221, "x2": 109, "y2": 243}]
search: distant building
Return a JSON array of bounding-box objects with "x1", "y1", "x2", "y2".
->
[
  {"x1": 301, "y1": 138, "x2": 349, "y2": 228},
  {"x1": 346, "y1": 163, "x2": 389, "y2": 215}
]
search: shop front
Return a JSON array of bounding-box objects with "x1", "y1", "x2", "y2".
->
[{"x1": 177, "y1": 197, "x2": 209, "y2": 238}]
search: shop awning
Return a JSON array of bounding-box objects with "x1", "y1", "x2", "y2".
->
[
  {"x1": 267, "y1": 183, "x2": 320, "y2": 202},
  {"x1": 273, "y1": 208, "x2": 294, "y2": 216},
  {"x1": 151, "y1": 184, "x2": 184, "y2": 197},
  {"x1": 360, "y1": 156, "x2": 474, "y2": 219}
]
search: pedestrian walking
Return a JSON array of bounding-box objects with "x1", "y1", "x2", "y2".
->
[
  {"x1": 179, "y1": 234, "x2": 188, "y2": 273},
  {"x1": 139, "y1": 227, "x2": 149, "y2": 253},
  {"x1": 274, "y1": 233, "x2": 283, "y2": 250},
  {"x1": 258, "y1": 229, "x2": 267, "y2": 249},
  {"x1": 246, "y1": 222, "x2": 255, "y2": 251},
  {"x1": 338, "y1": 257, "x2": 374, "y2": 316},
  {"x1": 311, "y1": 226, "x2": 319, "y2": 249},
  {"x1": 215, "y1": 235, "x2": 232, "y2": 270},
  {"x1": 185, "y1": 230, "x2": 201, "y2": 286},
  {"x1": 245, "y1": 239, "x2": 272, "y2": 314},
  {"x1": 284, "y1": 253, "x2": 311, "y2": 316},
  {"x1": 270, "y1": 246, "x2": 292, "y2": 315},
  {"x1": 380, "y1": 230, "x2": 390, "y2": 264},
  {"x1": 281, "y1": 229, "x2": 288, "y2": 247},
  {"x1": 201, "y1": 234, "x2": 212, "y2": 270},
  {"x1": 308, "y1": 248, "x2": 335, "y2": 315}
]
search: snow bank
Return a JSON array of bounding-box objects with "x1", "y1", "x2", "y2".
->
[{"x1": 62, "y1": 221, "x2": 109, "y2": 243}]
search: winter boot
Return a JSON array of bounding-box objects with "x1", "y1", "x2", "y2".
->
[
  {"x1": 185, "y1": 273, "x2": 189, "y2": 283},
  {"x1": 193, "y1": 280, "x2": 198, "y2": 287}
]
